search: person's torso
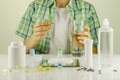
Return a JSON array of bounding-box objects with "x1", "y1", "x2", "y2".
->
[
  {"x1": 49, "y1": 7, "x2": 70, "y2": 54},
  {"x1": 33, "y1": 0, "x2": 91, "y2": 54}
]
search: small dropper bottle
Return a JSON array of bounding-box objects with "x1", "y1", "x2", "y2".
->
[
  {"x1": 29, "y1": 49, "x2": 35, "y2": 68},
  {"x1": 57, "y1": 48, "x2": 63, "y2": 67}
]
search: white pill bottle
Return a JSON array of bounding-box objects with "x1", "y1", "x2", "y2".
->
[{"x1": 8, "y1": 42, "x2": 26, "y2": 69}]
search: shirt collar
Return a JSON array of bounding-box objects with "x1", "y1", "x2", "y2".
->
[
  {"x1": 47, "y1": 0, "x2": 81, "y2": 9},
  {"x1": 35, "y1": 0, "x2": 83, "y2": 10}
]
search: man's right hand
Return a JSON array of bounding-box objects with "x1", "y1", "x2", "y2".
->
[
  {"x1": 32, "y1": 22, "x2": 52, "y2": 41},
  {"x1": 23, "y1": 22, "x2": 52, "y2": 54}
]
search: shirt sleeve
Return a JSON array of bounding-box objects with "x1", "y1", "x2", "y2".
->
[
  {"x1": 16, "y1": 2, "x2": 35, "y2": 39},
  {"x1": 86, "y1": 4, "x2": 100, "y2": 46}
]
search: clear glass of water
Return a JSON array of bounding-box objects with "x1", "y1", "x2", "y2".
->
[{"x1": 71, "y1": 20, "x2": 84, "y2": 58}]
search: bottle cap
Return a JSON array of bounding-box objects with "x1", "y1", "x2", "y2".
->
[
  {"x1": 57, "y1": 48, "x2": 62, "y2": 54},
  {"x1": 103, "y1": 18, "x2": 109, "y2": 28},
  {"x1": 10, "y1": 42, "x2": 23, "y2": 46}
]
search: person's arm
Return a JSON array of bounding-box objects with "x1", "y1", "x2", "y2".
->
[
  {"x1": 24, "y1": 36, "x2": 40, "y2": 54},
  {"x1": 74, "y1": 25, "x2": 98, "y2": 54},
  {"x1": 86, "y1": 4, "x2": 100, "y2": 54},
  {"x1": 24, "y1": 22, "x2": 52, "y2": 54}
]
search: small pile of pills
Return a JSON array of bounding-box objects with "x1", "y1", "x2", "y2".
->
[
  {"x1": 35, "y1": 66, "x2": 44, "y2": 72},
  {"x1": 77, "y1": 66, "x2": 94, "y2": 72},
  {"x1": 25, "y1": 69, "x2": 32, "y2": 73},
  {"x1": 86, "y1": 68, "x2": 94, "y2": 72},
  {"x1": 15, "y1": 65, "x2": 25, "y2": 70},
  {"x1": 35, "y1": 66, "x2": 52, "y2": 72},
  {"x1": 45, "y1": 67, "x2": 52, "y2": 71},
  {"x1": 2, "y1": 69, "x2": 12, "y2": 73}
]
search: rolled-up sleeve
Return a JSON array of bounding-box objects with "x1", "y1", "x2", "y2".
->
[
  {"x1": 86, "y1": 4, "x2": 100, "y2": 46},
  {"x1": 16, "y1": 2, "x2": 35, "y2": 39}
]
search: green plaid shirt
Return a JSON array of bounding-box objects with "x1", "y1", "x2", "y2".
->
[{"x1": 16, "y1": 0, "x2": 100, "y2": 54}]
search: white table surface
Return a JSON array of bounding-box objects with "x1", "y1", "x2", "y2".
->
[{"x1": 0, "y1": 54, "x2": 120, "y2": 80}]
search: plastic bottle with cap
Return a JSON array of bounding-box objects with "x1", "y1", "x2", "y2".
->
[
  {"x1": 98, "y1": 18, "x2": 113, "y2": 70},
  {"x1": 8, "y1": 42, "x2": 26, "y2": 69},
  {"x1": 29, "y1": 49, "x2": 35, "y2": 68},
  {"x1": 30, "y1": 49, "x2": 35, "y2": 56}
]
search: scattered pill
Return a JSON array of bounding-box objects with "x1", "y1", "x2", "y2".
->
[
  {"x1": 98, "y1": 70, "x2": 101, "y2": 74},
  {"x1": 77, "y1": 67, "x2": 94, "y2": 72},
  {"x1": 8, "y1": 69, "x2": 13, "y2": 73},
  {"x1": 113, "y1": 69, "x2": 117, "y2": 72},
  {"x1": 84, "y1": 67, "x2": 87, "y2": 71},
  {"x1": 16, "y1": 66, "x2": 23, "y2": 70},
  {"x1": 25, "y1": 69, "x2": 32, "y2": 73},
  {"x1": 45, "y1": 67, "x2": 52, "y2": 71},
  {"x1": 3, "y1": 69, "x2": 8, "y2": 73},
  {"x1": 77, "y1": 68, "x2": 82, "y2": 71}
]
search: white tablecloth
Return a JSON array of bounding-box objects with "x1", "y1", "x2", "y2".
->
[{"x1": 0, "y1": 54, "x2": 120, "y2": 80}]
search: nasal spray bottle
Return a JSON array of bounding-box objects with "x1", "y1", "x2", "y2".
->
[
  {"x1": 57, "y1": 48, "x2": 63, "y2": 68},
  {"x1": 29, "y1": 49, "x2": 35, "y2": 68},
  {"x1": 98, "y1": 18, "x2": 113, "y2": 70}
]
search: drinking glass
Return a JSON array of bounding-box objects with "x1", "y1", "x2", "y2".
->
[{"x1": 72, "y1": 20, "x2": 84, "y2": 58}]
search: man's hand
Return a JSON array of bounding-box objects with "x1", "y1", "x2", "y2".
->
[
  {"x1": 32, "y1": 22, "x2": 52, "y2": 41},
  {"x1": 72, "y1": 25, "x2": 91, "y2": 49},
  {"x1": 24, "y1": 22, "x2": 52, "y2": 54}
]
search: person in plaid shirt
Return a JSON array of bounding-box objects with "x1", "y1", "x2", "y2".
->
[{"x1": 16, "y1": 0, "x2": 100, "y2": 54}]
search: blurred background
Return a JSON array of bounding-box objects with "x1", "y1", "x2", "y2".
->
[{"x1": 0, "y1": 0, "x2": 120, "y2": 54}]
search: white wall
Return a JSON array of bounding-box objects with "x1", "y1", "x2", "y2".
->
[
  {"x1": 0, "y1": 0, "x2": 120, "y2": 54},
  {"x1": 86, "y1": 0, "x2": 120, "y2": 54},
  {"x1": 0, "y1": 0, "x2": 32, "y2": 54}
]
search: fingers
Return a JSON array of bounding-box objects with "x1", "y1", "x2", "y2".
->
[
  {"x1": 77, "y1": 32, "x2": 90, "y2": 44},
  {"x1": 83, "y1": 25, "x2": 90, "y2": 32},
  {"x1": 33, "y1": 22, "x2": 52, "y2": 40},
  {"x1": 82, "y1": 32, "x2": 91, "y2": 38},
  {"x1": 36, "y1": 30, "x2": 50, "y2": 36},
  {"x1": 77, "y1": 32, "x2": 90, "y2": 38},
  {"x1": 77, "y1": 37, "x2": 84, "y2": 44},
  {"x1": 34, "y1": 26, "x2": 51, "y2": 32},
  {"x1": 32, "y1": 29, "x2": 50, "y2": 40},
  {"x1": 35, "y1": 22, "x2": 51, "y2": 27},
  {"x1": 72, "y1": 26, "x2": 76, "y2": 33}
]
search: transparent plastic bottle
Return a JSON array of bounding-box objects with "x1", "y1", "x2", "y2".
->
[
  {"x1": 98, "y1": 18, "x2": 113, "y2": 69},
  {"x1": 29, "y1": 49, "x2": 35, "y2": 68},
  {"x1": 57, "y1": 48, "x2": 63, "y2": 67}
]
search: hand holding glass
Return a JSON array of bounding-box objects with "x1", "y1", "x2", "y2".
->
[{"x1": 72, "y1": 23, "x2": 91, "y2": 57}]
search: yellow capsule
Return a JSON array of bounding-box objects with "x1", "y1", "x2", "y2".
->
[
  {"x1": 8, "y1": 69, "x2": 12, "y2": 73},
  {"x1": 45, "y1": 67, "x2": 52, "y2": 71},
  {"x1": 16, "y1": 66, "x2": 23, "y2": 70},
  {"x1": 25, "y1": 69, "x2": 32, "y2": 73},
  {"x1": 35, "y1": 66, "x2": 44, "y2": 72},
  {"x1": 3, "y1": 69, "x2": 8, "y2": 73}
]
